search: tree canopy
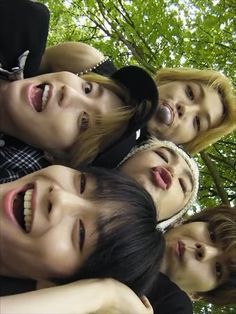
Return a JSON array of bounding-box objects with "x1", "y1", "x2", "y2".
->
[{"x1": 40, "y1": 1, "x2": 236, "y2": 313}]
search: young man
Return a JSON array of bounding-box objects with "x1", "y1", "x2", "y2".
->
[
  {"x1": 148, "y1": 205, "x2": 236, "y2": 313},
  {"x1": 1, "y1": 205, "x2": 235, "y2": 314},
  {"x1": 0, "y1": 0, "x2": 159, "y2": 182}
]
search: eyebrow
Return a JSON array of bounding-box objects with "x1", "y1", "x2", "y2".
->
[
  {"x1": 95, "y1": 83, "x2": 103, "y2": 97},
  {"x1": 162, "y1": 147, "x2": 193, "y2": 191},
  {"x1": 195, "y1": 82, "x2": 205, "y2": 99},
  {"x1": 162, "y1": 147, "x2": 178, "y2": 162},
  {"x1": 183, "y1": 169, "x2": 194, "y2": 192}
]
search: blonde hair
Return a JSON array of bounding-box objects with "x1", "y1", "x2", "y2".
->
[
  {"x1": 155, "y1": 68, "x2": 236, "y2": 154},
  {"x1": 67, "y1": 73, "x2": 134, "y2": 167}
]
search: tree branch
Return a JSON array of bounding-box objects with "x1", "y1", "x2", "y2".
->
[{"x1": 200, "y1": 151, "x2": 230, "y2": 205}]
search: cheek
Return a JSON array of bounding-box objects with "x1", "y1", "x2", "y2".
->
[
  {"x1": 35, "y1": 230, "x2": 80, "y2": 278},
  {"x1": 159, "y1": 186, "x2": 184, "y2": 217},
  {"x1": 49, "y1": 116, "x2": 79, "y2": 149},
  {"x1": 184, "y1": 265, "x2": 213, "y2": 292},
  {"x1": 171, "y1": 122, "x2": 195, "y2": 144}
]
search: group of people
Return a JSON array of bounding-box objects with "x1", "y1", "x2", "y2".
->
[{"x1": 0, "y1": 0, "x2": 235, "y2": 313}]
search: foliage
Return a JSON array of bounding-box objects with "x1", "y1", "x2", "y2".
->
[{"x1": 40, "y1": 1, "x2": 236, "y2": 313}]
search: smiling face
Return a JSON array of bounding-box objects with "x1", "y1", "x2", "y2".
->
[
  {"x1": 148, "y1": 81, "x2": 224, "y2": 144},
  {"x1": 119, "y1": 146, "x2": 194, "y2": 221},
  {"x1": 0, "y1": 72, "x2": 124, "y2": 153},
  {"x1": 162, "y1": 222, "x2": 227, "y2": 293},
  {"x1": 0, "y1": 166, "x2": 119, "y2": 280}
]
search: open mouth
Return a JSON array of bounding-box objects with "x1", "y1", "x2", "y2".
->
[
  {"x1": 12, "y1": 185, "x2": 35, "y2": 233},
  {"x1": 30, "y1": 84, "x2": 50, "y2": 112},
  {"x1": 155, "y1": 102, "x2": 174, "y2": 126},
  {"x1": 151, "y1": 166, "x2": 172, "y2": 190}
]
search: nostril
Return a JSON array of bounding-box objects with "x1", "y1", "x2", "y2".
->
[
  {"x1": 49, "y1": 186, "x2": 53, "y2": 193},
  {"x1": 177, "y1": 105, "x2": 182, "y2": 117}
]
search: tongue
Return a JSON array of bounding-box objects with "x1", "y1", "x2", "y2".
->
[
  {"x1": 13, "y1": 192, "x2": 25, "y2": 231},
  {"x1": 30, "y1": 86, "x2": 43, "y2": 112},
  {"x1": 156, "y1": 104, "x2": 173, "y2": 125},
  {"x1": 152, "y1": 168, "x2": 167, "y2": 190}
]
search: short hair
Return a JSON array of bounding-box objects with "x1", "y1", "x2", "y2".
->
[
  {"x1": 53, "y1": 167, "x2": 165, "y2": 295},
  {"x1": 54, "y1": 73, "x2": 135, "y2": 167},
  {"x1": 155, "y1": 67, "x2": 236, "y2": 154},
  {"x1": 186, "y1": 205, "x2": 236, "y2": 305}
]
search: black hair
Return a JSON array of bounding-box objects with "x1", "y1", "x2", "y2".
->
[{"x1": 53, "y1": 167, "x2": 165, "y2": 296}]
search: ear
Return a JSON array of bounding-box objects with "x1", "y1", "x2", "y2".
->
[
  {"x1": 188, "y1": 292, "x2": 203, "y2": 301},
  {"x1": 36, "y1": 279, "x2": 57, "y2": 290}
]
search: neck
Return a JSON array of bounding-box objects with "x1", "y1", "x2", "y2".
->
[{"x1": 160, "y1": 254, "x2": 168, "y2": 275}]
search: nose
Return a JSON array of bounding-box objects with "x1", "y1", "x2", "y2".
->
[
  {"x1": 166, "y1": 166, "x2": 174, "y2": 178},
  {"x1": 195, "y1": 242, "x2": 219, "y2": 261},
  {"x1": 176, "y1": 102, "x2": 197, "y2": 118},
  {"x1": 60, "y1": 85, "x2": 88, "y2": 109},
  {"x1": 47, "y1": 186, "x2": 77, "y2": 224}
]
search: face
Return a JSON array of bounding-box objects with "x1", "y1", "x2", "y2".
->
[
  {"x1": 0, "y1": 72, "x2": 124, "y2": 153},
  {"x1": 0, "y1": 166, "x2": 117, "y2": 280},
  {"x1": 119, "y1": 146, "x2": 194, "y2": 221},
  {"x1": 148, "y1": 81, "x2": 224, "y2": 144},
  {"x1": 162, "y1": 222, "x2": 226, "y2": 293}
]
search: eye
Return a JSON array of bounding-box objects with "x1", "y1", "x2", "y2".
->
[
  {"x1": 179, "y1": 178, "x2": 186, "y2": 193},
  {"x1": 215, "y1": 262, "x2": 222, "y2": 279},
  {"x1": 84, "y1": 82, "x2": 92, "y2": 94},
  {"x1": 79, "y1": 219, "x2": 85, "y2": 252},
  {"x1": 186, "y1": 85, "x2": 194, "y2": 100},
  {"x1": 80, "y1": 173, "x2": 86, "y2": 194},
  {"x1": 194, "y1": 116, "x2": 201, "y2": 132},
  {"x1": 155, "y1": 150, "x2": 168, "y2": 162},
  {"x1": 80, "y1": 112, "x2": 89, "y2": 132},
  {"x1": 209, "y1": 229, "x2": 216, "y2": 242}
]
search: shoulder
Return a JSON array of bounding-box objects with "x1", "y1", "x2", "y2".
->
[
  {"x1": 0, "y1": 135, "x2": 50, "y2": 183},
  {"x1": 148, "y1": 273, "x2": 193, "y2": 314}
]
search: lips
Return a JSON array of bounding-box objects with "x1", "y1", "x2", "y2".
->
[
  {"x1": 151, "y1": 166, "x2": 172, "y2": 190},
  {"x1": 175, "y1": 240, "x2": 185, "y2": 258},
  {"x1": 28, "y1": 84, "x2": 50, "y2": 112},
  {"x1": 156, "y1": 102, "x2": 174, "y2": 125},
  {"x1": 3, "y1": 184, "x2": 35, "y2": 233}
]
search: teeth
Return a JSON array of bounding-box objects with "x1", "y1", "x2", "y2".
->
[
  {"x1": 24, "y1": 189, "x2": 33, "y2": 232},
  {"x1": 42, "y1": 84, "x2": 50, "y2": 110}
]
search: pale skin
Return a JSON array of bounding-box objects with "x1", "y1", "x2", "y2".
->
[
  {"x1": 119, "y1": 145, "x2": 194, "y2": 221},
  {"x1": 0, "y1": 168, "x2": 229, "y2": 313},
  {"x1": 1, "y1": 279, "x2": 153, "y2": 314},
  {"x1": 0, "y1": 166, "x2": 153, "y2": 314},
  {"x1": 148, "y1": 80, "x2": 224, "y2": 144},
  {"x1": 0, "y1": 71, "x2": 124, "y2": 156},
  {"x1": 39, "y1": 42, "x2": 224, "y2": 146},
  {"x1": 0, "y1": 219, "x2": 228, "y2": 314}
]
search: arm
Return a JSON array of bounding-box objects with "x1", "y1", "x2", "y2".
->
[
  {"x1": 39, "y1": 42, "x2": 105, "y2": 75},
  {"x1": 1, "y1": 279, "x2": 153, "y2": 314}
]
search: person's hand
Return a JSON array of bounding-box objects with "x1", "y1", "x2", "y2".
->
[{"x1": 100, "y1": 278, "x2": 153, "y2": 314}]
